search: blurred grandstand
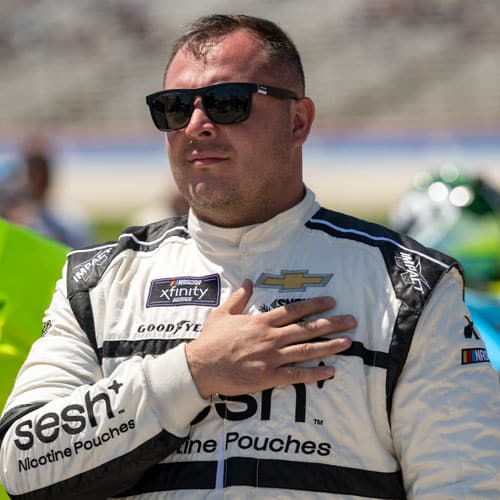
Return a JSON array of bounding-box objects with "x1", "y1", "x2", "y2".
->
[
  {"x1": 0, "y1": 0, "x2": 499, "y2": 223},
  {"x1": 0, "y1": 0, "x2": 499, "y2": 131}
]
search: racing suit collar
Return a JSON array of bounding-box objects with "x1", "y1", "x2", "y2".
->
[{"x1": 188, "y1": 187, "x2": 319, "y2": 257}]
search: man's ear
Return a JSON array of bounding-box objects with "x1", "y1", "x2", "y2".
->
[{"x1": 292, "y1": 97, "x2": 315, "y2": 147}]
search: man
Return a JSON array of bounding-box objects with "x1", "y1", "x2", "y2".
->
[{"x1": 0, "y1": 14, "x2": 498, "y2": 499}]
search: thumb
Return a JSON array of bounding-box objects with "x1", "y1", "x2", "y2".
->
[{"x1": 223, "y1": 279, "x2": 253, "y2": 315}]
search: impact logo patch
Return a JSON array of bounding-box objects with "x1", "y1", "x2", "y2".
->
[
  {"x1": 395, "y1": 252, "x2": 430, "y2": 295},
  {"x1": 255, "y1": 270, "x2": 333, "y2": 292},
  {"x1": 461, "y1": 348, "x2": 490, "y2": 365},
  {"x1": 72, "y1": 247, "x2": 114, "y2": 284},
  {"x1": 147, "y1": 274, "x2": 220, "y2": 307}
]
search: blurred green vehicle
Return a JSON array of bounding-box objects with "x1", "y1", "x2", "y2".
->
[{"x1": 0, "y1": 218, "x2": 68, "y2": 499}]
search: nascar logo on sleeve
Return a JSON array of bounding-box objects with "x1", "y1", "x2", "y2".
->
[{"x1": 461, "y1": 348, "x2": 490, "y2": 365}]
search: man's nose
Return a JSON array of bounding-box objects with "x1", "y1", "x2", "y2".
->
[{"x1": 184, "y1": 96, "x2": 217, "y2": 139}]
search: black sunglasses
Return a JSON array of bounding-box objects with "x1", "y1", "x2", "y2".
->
[{"x1": 146, "y1": 82, "x2": 298, "y2": 132}]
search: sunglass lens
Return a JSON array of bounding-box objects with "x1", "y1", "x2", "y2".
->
[
  {"x1": 152, "y1": 93, "x2": 193, "y2": 131},
  {"x1": 205, "y1": 85, "x2": 250, "y2": 124},
  {"x1": 165, "y1": 93, "x2": 194, "y2": 130}
]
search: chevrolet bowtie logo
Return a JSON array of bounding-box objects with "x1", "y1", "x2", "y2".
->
[{"x1": 255, "y1": 270, "x2": 333, "y2": 292}]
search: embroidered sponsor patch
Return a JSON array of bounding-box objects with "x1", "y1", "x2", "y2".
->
[
  {"x1": 72, "y1": 247, "x2": 114, "y2": 284},
  {"x1": 147, "y1": 274, "x2": 220, "y2": 307},
  {"x1": 395, "y1": 252, "x2": 430, "y2": 294},
  {"x1": 259, "y1": 298, "x2": 306, "y2": 312},
  {"x1": 255, "y1": 270, "x2": 333, "y2": 292},
  {"x1": 461, "y1": 348, "x2": 490, "y2": 365}
]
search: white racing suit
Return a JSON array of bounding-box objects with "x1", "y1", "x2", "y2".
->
[{"x1": 1, "y1": 188, "x2": 499, "y2": 499}]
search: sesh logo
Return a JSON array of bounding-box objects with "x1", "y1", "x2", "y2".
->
[
  {"x1": 259, "y1": 298, "x2": 306, "y2": 313},
  {"x1": 15, "y1": 380, "x2": 137, "y2": 473},
  {"x1": 14, "y1": 380, "x2": 126, "y2": 451},
  {"x1": 180, "y1": 378, "x2": 333, "y2": 458},
  {"x1": 395, "y1": 252, "x2": 430, "y2": 294},
  {"x1": 72, "y1": 247, "x2": 114, "y2": 284},
  {"x1": 147, "y1": 274, "x2": 220, "y2": 307}
]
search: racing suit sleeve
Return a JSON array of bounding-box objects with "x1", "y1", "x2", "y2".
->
[
  {"x1": 0, "y1": 264, "x2": 209, "y2": 499},
  {"x1": 391, "y1": 268, "x2": 500, "y2": 499}
]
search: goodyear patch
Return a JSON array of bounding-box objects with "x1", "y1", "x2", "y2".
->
[{"x1": 461, "y1": 348, "x2": 490, "y2": 365}]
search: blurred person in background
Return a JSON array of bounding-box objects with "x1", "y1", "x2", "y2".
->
[
  {"x1": 0, "y1": 14, "x2": 498, "y2": 500},
  {"x1": 0, "y1": 134, "x2": 94, "y2": 248},
  {"x1": 128, "y1": 187, "x2": 189, "y2": 226}
]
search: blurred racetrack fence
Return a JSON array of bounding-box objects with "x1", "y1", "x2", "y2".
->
[{"x1": 0, "y1": 0, "x2": 499, "y2": 242}]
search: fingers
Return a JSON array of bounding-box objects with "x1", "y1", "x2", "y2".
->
[
  {"x1": 279, "y1": 336, "x2": 352, "y2": 365},
  {"x1": 217, "y1": 282, "x2": 339, "y2": 332},
  {"x1": 198, "y1": 281, "x2": 357, "y2": 394},
  {"x1": 273, "y1": 334, "x2": 353, "y2": 386},
  {"x1": 275, "y1": 363, "x2": 336, "y2": 386},
  {"x1": 272, "y1": 314, "x2": 356, "y2": 348},
  {"x1": 220, "y1": 279, "x2": 253, "y2": 315},
  {"x1": 266, "y1": 295, "x2": 337, "y2": 327}
]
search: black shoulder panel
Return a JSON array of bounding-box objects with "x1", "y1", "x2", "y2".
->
[
  {"x1": 66, "y1": 215, "x2": 189, "y2": 298},
  {"x1": 65, "y1": 216, "x2": 189, "y2": 362},
  {"x1": 306, "y1": 207, "x2": 464, "y2": 421},
  {"x1": 307, "y1": 207, "x2": 461, "y2": 306}
]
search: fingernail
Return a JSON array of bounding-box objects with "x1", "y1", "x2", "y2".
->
[
  {"x1": 337, "y1": 336, "x2": 351, "y2": 346},
  {"x1": 344, "y1": 315, "x2": 356, "y2": 328},
  {"x1": 322, "y1": 296, "x2": 335, "y2": 306}
]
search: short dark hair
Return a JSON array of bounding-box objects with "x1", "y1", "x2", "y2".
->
[{"x1": 164, "y1": 14, "x2": 305, "y2": 94}]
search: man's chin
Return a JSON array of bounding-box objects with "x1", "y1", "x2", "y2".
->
[{"x1": 191, "y1": 183, "x2": 239, "y2": 208}]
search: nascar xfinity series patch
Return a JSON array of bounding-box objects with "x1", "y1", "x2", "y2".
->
[{"x1": 147, "y1": 274, "x2": 220, "y2": 307}]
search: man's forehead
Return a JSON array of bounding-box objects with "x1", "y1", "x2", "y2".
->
[{"x1": 166, "y1": 31, "x2": 269, "y2": 86}]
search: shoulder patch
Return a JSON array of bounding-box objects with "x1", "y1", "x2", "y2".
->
[
  {"x1": 66, "y1": 216, "x2": 189, "y2": 296},
  {"x1": 70, "y1": 245, "x2": 116, "y2": 286},
  {"x1": 462, "y1": 348, "x2": 490, "y2": 365},
  {"x1": 306, "y1": 207, "x2": 462, "y2": 310}
]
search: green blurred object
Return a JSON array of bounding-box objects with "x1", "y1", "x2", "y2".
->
[
  {"x1": 0, "y1": 217, "x2": 69, "y2": 351},
  {"x1": 390, "y1": 165, "x2": 500, "y2": 289},
  {"x1": 0, "y1": 217, "x2": 68, "y2": 499}
]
